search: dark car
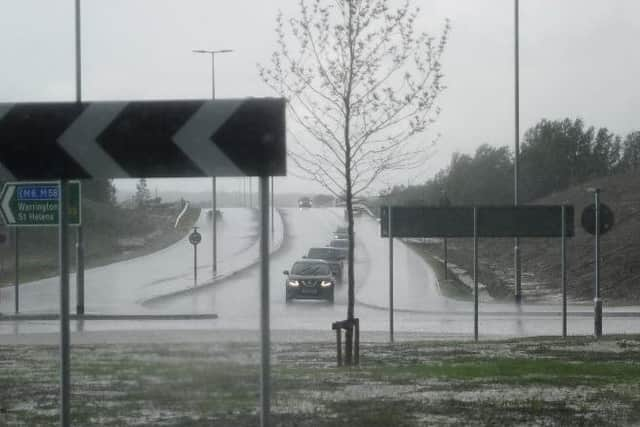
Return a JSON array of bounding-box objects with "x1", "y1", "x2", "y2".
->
[
  {"x1": 334, "y1": 225, "x2": 349, "y2": 240},
  {"x1": 298, "y1": 197, "x2": 312, "y2": 208},
  {"x1": 305, "y1": 247, "x2": 344, "y2": 281},
  {"x1": 284, "y1": 260, "x2": 335, "y2": 303},
  {"x1": 328, "y1": 238, "x2": 349, "y2": 250}
]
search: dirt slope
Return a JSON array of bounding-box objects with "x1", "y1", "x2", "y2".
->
[{"x1": 424, "y1": 172, "x2": 640, "y2": 305}]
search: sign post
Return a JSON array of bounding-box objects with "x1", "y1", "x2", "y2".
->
[
  {"x1": 0, "y1": 96, "x2": 286, "y2": 427},
  {"x1": 473, "y1": 207, "x2": 479, "y2": 342},
  {"x1": 561, "y1": 205, "x2": 567, "y2": 338},
  {"x1": 582, "y1": 189, "x2": 615, "y2": 338},
  {"x1": 382, "y1": 205, "x2": 575, "y2": 341},
  {"x1": 14, "y1": 228, "x2": 19, "y2": 314},
  {"x1": 189, "y1": 228, "x2": 202, "y2": 289},
  {"x1": 259, "y1": 176, "x2": 271, "y2": 427},
  {"x1": 388, "y1": 205, "x2": 394, "y2": 343}
]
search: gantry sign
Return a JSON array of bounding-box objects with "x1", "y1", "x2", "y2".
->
[
  {"x1": 381, "y1": 206, "x2": 575, "y2": 238},
  {"x1": 0, "y1": 98, "x2": 286, "y2": 179},
  {"x1": 381, "y1": 205, "x2": 575, "y2": 342}
]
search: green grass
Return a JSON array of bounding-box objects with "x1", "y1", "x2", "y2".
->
[
  {"x1": 359, "y1": 358, "x2": 640, "y2": 385},
  {"x1": 3, "y1": 338, "x2": 640, "y2": 425}
]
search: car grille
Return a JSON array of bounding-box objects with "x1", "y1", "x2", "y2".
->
[{"x1": 302, "y1": 280, "x2": 320, "y2": 287}]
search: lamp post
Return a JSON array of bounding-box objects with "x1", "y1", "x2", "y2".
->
[
  {"x1": 192, "y1": 48, "x2": 233, "y2": 277},
  {"x1": 513, "y1": 0, "x2": 522, "y2": 305}
]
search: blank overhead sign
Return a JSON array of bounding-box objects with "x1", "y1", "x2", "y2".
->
[
  {"x1": 381, "y1": 206, "x2": 574, "y2": 238},
  {"x1": 0, "y1": 98, "x2": 286, "y2": 179}
]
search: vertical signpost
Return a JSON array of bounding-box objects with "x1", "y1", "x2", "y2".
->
[
  {"x1": 561, "y1": 205, "x2": 567, "y2": 338},
  {"x1": 59, "y1": 179, "x2": 71, "y2": 427},
  {"x1": 14, "y1": 229, "x2": 18, "y2": 313},
  {"x1": 388, "y1": 206, "x2": 394, "y2": 343},
  {"x1": 189, "y1": 227, "x2": 202, "y2": 289},
  {"x1": 473, "y1": 207, "x2": 479, "y2": 342},
  {"x1": 593, "y1": 189, "x2": 602, "y2": 337},
  {"x1": 259, "y1": 176, "x2": 270, "y2": 427}
]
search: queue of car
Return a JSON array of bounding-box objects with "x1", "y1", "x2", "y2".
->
[{"x1": 283, "y1": 224, "x2": 351, "y2": 304}]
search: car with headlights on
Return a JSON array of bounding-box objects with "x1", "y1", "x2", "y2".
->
[
  {"x1": 333, "y1": 225, "x2": 349, "y2": 240},
  {"x1": 284, "y1": 259, "x2": 335, "y2": 303}
]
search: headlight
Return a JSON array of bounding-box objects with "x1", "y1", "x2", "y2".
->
[
  {"x1": 287, "y1": 280, "x2": 300, "y2": 287},
  {"x1": 320, "y1": 281, "x2": 333, "y2": 288}
]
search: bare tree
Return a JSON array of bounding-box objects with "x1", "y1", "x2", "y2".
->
[{"x1": 260, "y1": 0, "x2": 449, "y2": 364}]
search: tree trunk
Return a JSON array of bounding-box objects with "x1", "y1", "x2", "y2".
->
[{"x1": 344, "y1": 178, "x2": 355, "y2": 365}]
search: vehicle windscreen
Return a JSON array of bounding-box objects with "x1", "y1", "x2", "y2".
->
[
  {"x1": 291, "y1": 262, "x2": 331, "y2": 276},
  {"x1": 308, "y1": 248, "x2": 339, "y2": 260},
  {"x1": 329, "y1": 240, "x2": 348, "y2": 248}
]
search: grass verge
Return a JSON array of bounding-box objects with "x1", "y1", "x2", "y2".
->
[{"x1": 2, "y1": 335, "x2": 640, "y2": 425}]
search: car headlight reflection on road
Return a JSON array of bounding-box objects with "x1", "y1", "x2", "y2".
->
[
  {"x1": 287, "y1": 280, "x2": 300, "y2": 287},
  {"x1": 320, "y1": 281, "x2": 333, "y2": 288}
]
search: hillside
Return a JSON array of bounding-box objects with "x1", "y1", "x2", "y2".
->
[{"x1": 418, "y1": 172, "x2": 640, "y2": 305}]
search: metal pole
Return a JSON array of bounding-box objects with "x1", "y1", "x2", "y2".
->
[
  {"x1": 211, "y1": 53, "x2": 217, "y2": 277},
  {"x1": 211, "y1": 53, "x2": 215, "y2": 99},
  {"x1": 271, "y1": 177, "x2": 274, "y2": 236},
  {"x1": 194, "y1": 242, "x2": 198, "y2": 288},
  {"x1": 444, "y1": 238, "x2": 448, "y2": 281},
  {"x1": 14, "y1": 228, "x2": 19, "y2": 314},
  {"x1": 514, "y1": 0, "x2": 522, "y2": 305},
  {"x1": 388, "y1": 206, "x2": 394, "y2": 343},
  {"x1": 259, "y1": 176, "x2": 271, "y2": 427},
  {"x1": 561, "y1": 205, "x2": 567, "y2": 338},
  {"x1": 76, "y1": 226, "x2": 84, "y2": 315},
  {"x1": 59, "y1": 179, "x2": 71, "y2": 427},
  {"x1": 212, "y1": 177, "x2": 217, "y2": 276},
  {"x1": 594, "y1": 190, "x2": 602, "y2": 337},
  {"x1": 75, "y1": 0, "x2": 85, "y2": 317},
  {"x1": 474, "y1": 207, "x2": 479, "y2": 342}
]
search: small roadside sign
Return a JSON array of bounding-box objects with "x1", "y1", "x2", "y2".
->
[
  {"x1": 581, "y1": 203, "x2": 614, "y2": 235},
  {"x1": 189, "y1": 230, "x2": 202, "y2": 246},
  {"x1": 0, "y1": 181, "x2": 81, "y2": 227}
]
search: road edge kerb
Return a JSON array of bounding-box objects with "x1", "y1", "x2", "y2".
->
[{"x1": 139, "y1": 207, "x2": 287, "y2": 306}]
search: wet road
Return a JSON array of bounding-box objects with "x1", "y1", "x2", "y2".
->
[
  {"x1": 0, "y1": 207, "x2": 274, "y2": 313},
  {"x1": 2, "y1": 207, "x2": 640, "y2": 339}
]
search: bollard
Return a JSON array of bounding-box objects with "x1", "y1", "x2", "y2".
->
[{"x1": 332, "y1": 318, "x2": 360, "y2": 367}]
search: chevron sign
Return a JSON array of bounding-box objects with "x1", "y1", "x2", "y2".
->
[{"x1": 0, "y1": 98, "x2": 286, "y2": 179}]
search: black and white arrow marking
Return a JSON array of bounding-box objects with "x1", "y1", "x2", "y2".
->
[{"x1": 0, "y1": 98, "x2": 286, "y2": 180}]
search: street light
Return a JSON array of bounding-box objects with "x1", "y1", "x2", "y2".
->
[
  {"x1": 513, "y1": 0, "x2": 522, "y2": 305},
  {"x1": 193, "y1": 48, "x2": 234, "y2": 277}
]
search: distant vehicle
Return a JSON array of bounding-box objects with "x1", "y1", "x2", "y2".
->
[
  {"x1": 284, "y1": 259, "x2": 335, "y2": 303},
  {"x1": 328, "y1": 238, "x2": 349, "y2": 260},
  {"x1": 328, "y1": 238, "x2": 349, "y2": 249},
  {"x1": 298, "y1": 197, "x2": 312, "y2": 208},
  {"x1": 334, "y1": 225, "x2": 349, "y2": 240},
  {"x1": 207, "y1": 209, "x2": 222, "y2": 220},
  {"x1": 305, "y1": 247, "x2": 344, "y2": 280}
]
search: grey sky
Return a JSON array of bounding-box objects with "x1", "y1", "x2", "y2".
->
[{"x1": 1, "y1": 1, "x2": 638, "y2": 196}]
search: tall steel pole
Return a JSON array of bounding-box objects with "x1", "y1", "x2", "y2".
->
[
  {"x1": 75, "y1": 0, "x2": 85, "y2": 316},
  {"x1": 193, "y1": 49, "x2": 233, "y2": 277},
  {"x1": 388, "y1": 206, "x2": 394, "y2": 343},
  {"x1": 60, "y1": 179, "x2": 71, "y2": 427},
  {"x1": 594, "y1": 189, "x2": 602, "y2": 337},
  {"x1": 514, "y1": 0, "x2": 522, "y2": 305},
  {"x1": 14, "y1": 228, "x2": 19, "y2": 313},
  {"x1": 259, "y1": 176, "x2": 271, "y2": 426},
  {"x1": 211, "y1": 52, "x2": 217, "y2": 278}
]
